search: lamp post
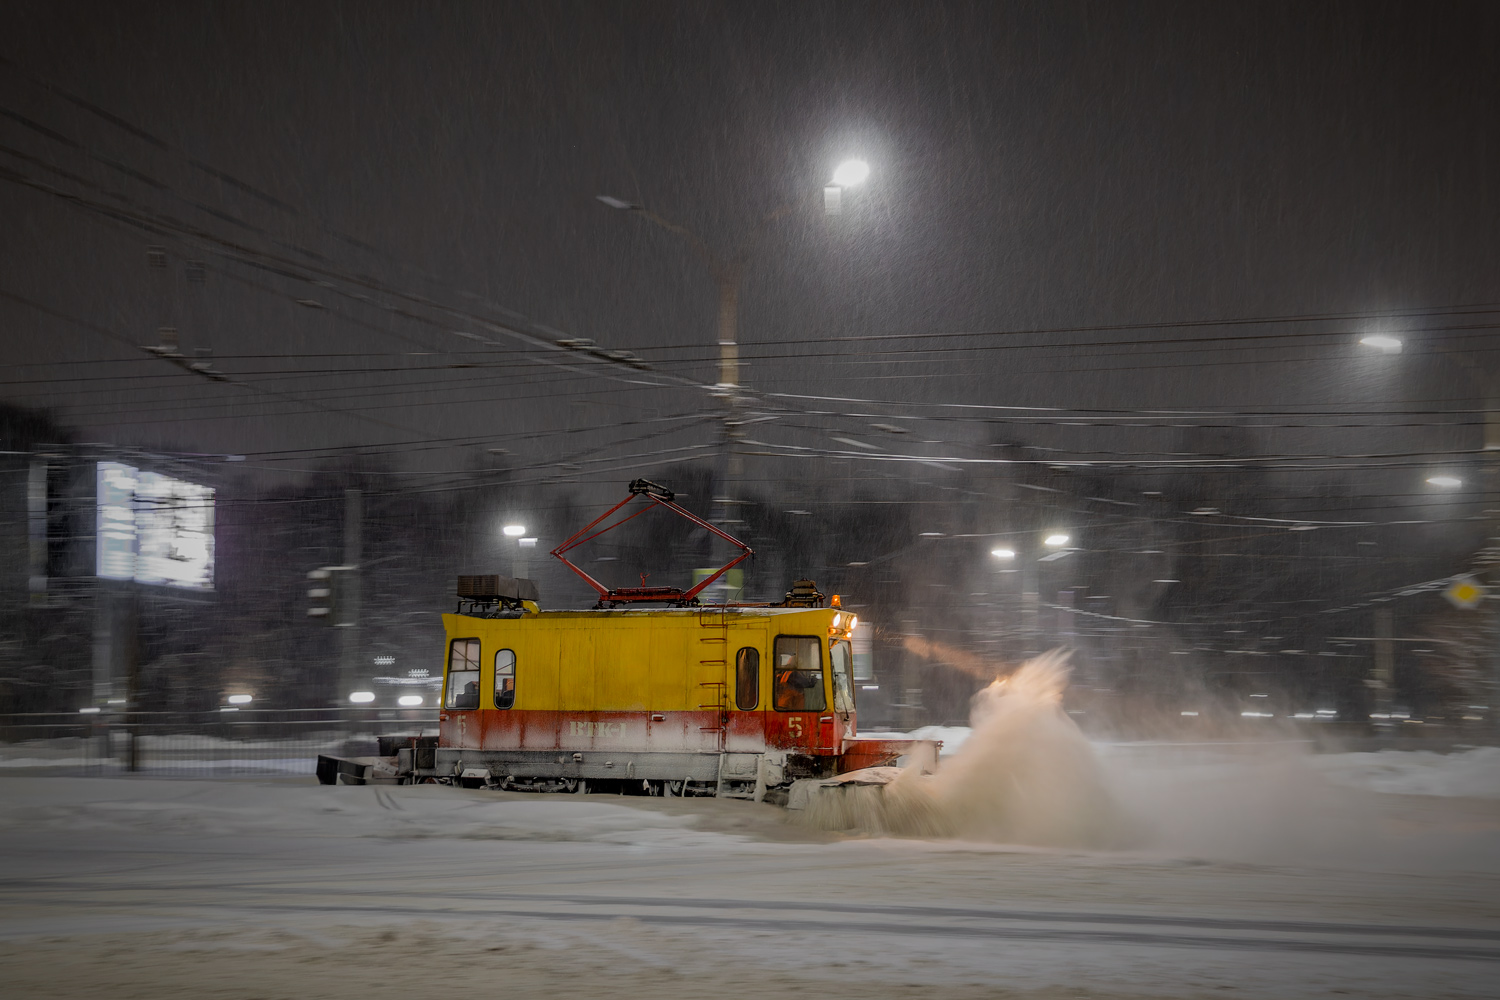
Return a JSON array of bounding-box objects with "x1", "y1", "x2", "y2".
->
[
  {"x1": 1001, "y1": 531, "x2": 1073, "y2": 658},
  {"x1": 502, "y1": 523, "x2": 530, "y2": 580},
  {"x1": 597, "y1": 160, "x2": 871, "y2": 579}
]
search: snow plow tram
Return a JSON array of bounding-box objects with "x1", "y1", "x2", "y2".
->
[{"x1": 318, "y1": 480, "x2": 922, "y2": 799}]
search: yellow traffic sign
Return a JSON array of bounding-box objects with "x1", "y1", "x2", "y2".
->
[{"x1": 1444, "y1": 578, "x2": 1486, "y2": 610}]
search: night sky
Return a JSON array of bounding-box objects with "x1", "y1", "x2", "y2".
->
[{"x1": 2, "y1": 2, "x2": 1497, "y2": 550}]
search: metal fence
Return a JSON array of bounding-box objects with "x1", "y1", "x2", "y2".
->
[{"x1": 0, "y1": 708, "x2": 440, "y2": 778}]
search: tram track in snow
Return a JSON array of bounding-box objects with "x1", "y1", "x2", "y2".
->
[{"x1": 3, "y1": 880, "x2": 1498, "y2": 963}]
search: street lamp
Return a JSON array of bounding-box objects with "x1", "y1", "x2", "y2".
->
[
  {"x1": 1044, "y1": 533, "x2": 1071, "y2": 547},
  {"x1": 990, "y1": 547, "x2": 1016, "y2": 560},
  {"x1": 831, "y1": 159, "x2": 871, "y2": 187},
  {"x1": 1358, "y1": 334, "x2": 1403, "y2": 354},
  {"x1": 1427, "y1": 475, "x2": 1463, "y2": 488},
  {"x1": 503, "y1": 524, "x2": 526, "y2": 537}
]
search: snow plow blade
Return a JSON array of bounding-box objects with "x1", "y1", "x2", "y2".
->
[
  {"x1": 786, "y1": 766, "x2": 904, "y2": 810},
  {"x1": 315, "y1": 754, "x2": 400, "y2": 786},
  {"x1": 787, "y1": 739, "x2": 941, "y2": 810}
]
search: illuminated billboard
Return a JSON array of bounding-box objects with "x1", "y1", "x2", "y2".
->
[{"x1": 96, "y1": 462, "x2": 215, "y2": 590}]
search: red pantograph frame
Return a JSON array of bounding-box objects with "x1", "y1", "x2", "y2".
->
[{"x1": 550, "y1": 480, "x2": 753, "y2": 606}]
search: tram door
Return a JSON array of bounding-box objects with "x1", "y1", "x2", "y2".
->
[
  {"x1": 725, "y1": 630, "x2": 766, "y2": 752},
  {"x1": 765, "y1": 634, "x2": 834, "y2": 752}
]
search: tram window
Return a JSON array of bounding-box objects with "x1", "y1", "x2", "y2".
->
[
  {"x1": 734, "y1": 647, "x2": 759, "y2": 710},
  {"x1": 494, "y1": 649, "x2": 516, "y2": 710},
  {"x1": 830, "y1": 638, "x2": 855, "y2": 715},
  {"x1": 445, "y1": 638, "x2": 481, "y2": 710},
  {"x1": 772, "y1": 635, "x2": 825, "y2": 712}
]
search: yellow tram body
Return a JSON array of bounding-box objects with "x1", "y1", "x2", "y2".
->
[{"x1": 412, "y1": 604, "x2": 900, "y2": 795}]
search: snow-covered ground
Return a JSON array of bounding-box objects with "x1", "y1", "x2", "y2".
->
[
  {"x1": 0, "y1": 733, "x2": 352, "y2": 774},
  {"x1": 2, "y1": 744, "x2": 1498, "y2": 999}
]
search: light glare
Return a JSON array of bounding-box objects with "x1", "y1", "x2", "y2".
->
[
  {"x1": 226, "y1": 694, "x2": 252, "y2": 705},
  {"x1": 990, "y1": 548, "x2": 1016, "y2": 559},
  {"x1": 1359, "y1": 334, "x2": 1403, "y2": 354},
  {"x1": 1043, "y1": 534, "x2": 1070, "y2": 547},
  {"x1": 1426, "y1": 475, "x2": 1462, "y2": 488},
  {"x1": 831, "y1": 159, "x2": 870, "y2": 186},
  {"x1": 503, "y1": 524, "x2": 526, "y2": 537},
  {"x1": 397, "y1": 695, "x2": 423, "y2": 707},
  {"x1": 349, "y1": 691, "x2": 375, "y2": 704}
]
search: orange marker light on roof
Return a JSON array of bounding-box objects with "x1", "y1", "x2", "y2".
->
[{"x1": 830, "y1": 594, "x2": 842, "y2": 609}]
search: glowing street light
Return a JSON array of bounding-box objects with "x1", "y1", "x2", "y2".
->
[
  {"x1": 990, "y1": 547, "x2": 1016, "y2": 560},
  {"x1": 1427, "y1": 475, "x2": 1463, "y2": 488},
  {"x1": 348, "y1": 691, "x2": 375, "y2": 704},
  {"x1": 1043, "y1": 533, "x2": 1071, "y2": 547},
  {"x1": 503, "y1": 524, "x2": 526, "y2": 537},
  {"x1": 831, "y1": 159, "x2": 870, "y2": 187},
  {"x1": 1358, "y1": 335, "x2": 1403, "y2": 354}
]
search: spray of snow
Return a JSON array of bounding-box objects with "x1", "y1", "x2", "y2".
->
[{"x1": 803, "y1": 650, "x2": 1130, "y2": 847}]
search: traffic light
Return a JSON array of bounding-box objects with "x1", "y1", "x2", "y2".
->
[{"x1": 307, "y1": 566, "x2": 350, "y2": 624}]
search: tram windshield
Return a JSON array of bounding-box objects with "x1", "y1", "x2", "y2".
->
[
  {"x1": 773, "y1": 635, "x2": 826, "y2": 712},
  {"x1": 830, "y1": 638, "x2": 855, "y2": 715}
]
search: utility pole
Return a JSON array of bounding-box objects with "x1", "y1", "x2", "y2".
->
[
  {"x1": 338, "y1": 488, "x2": 363, "y2": 700},
  {"x1": 597, "y1": 165, "x2": 869, "y2": 598},
  {"x1": 1373, "y1": 607, "x2": 1395, "y2": 735},
  {"x1": 91, "y1": 583, "x2": 116, "y2": 761},
  {"x1": 27, "y1": 456, "x2": 48, "y2": 606},
  {"x1": 1020, "y1": 544, "x2": 1040, "y2": 658},
  {"x1": 1362, "y1": 337, "x2": 1500, "y2": 735},
  {"x1": 122, "y1": 591, "x2": 141, "y2": 772},
  {"x1": 712, "y1": 267, "x2": 746, "y2": 584},
  {"x1": 1059, "y1": 587, "x2": 1077, "y2": 672},
  {"x1": 1481, "y1": 378, "x2": 1500, "y2": 737},
  {"x1": 1451, "y1": 354, "x2": 1500, "y2": 736}
]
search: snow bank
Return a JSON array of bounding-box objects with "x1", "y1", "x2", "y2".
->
[
  {"x1": 0, "y1": 757, "x2": 98, "y2": 769},
  {"x1": 1312, "y1": 746, "x2": 1500, "y2": 799}
]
